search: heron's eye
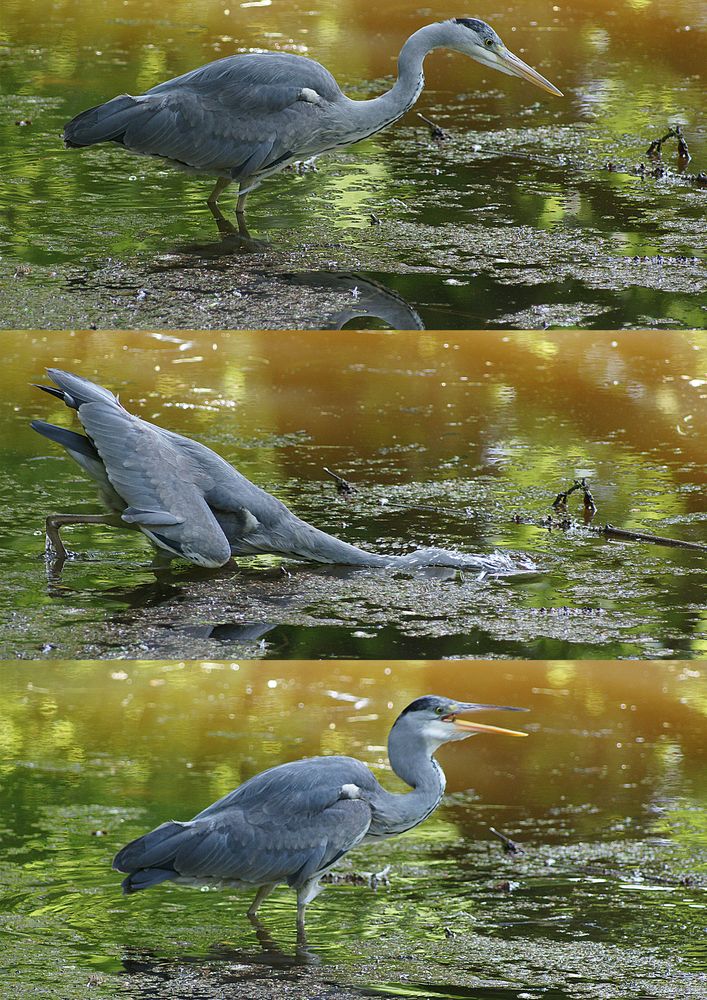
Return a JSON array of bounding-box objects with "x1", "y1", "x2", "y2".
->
[
  {"x1": 435, "y1": 706, "x2": 444, "y2": 715},
  {"x1": 485, "y1": 38, "x2": 494, "y2": 48}
]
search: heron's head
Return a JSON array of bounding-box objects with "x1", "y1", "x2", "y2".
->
[
  {"x1": 394, "y1": 695, "x2": 529, "y2": 753},
  {"x1": 446, "y1": 17, "x2": 563, "y2": 97}
]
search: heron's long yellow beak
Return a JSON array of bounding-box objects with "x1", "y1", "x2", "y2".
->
[
  {"x1": 452, "y1": 718, "x2": 528, "y2": 737},
  {"x1": 499, "y1": 48, "x2": 563, "y2": 97}
]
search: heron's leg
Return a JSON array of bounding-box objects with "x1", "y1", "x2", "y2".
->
[
  {"x1": 236, "y1": 184, "x2": 248, "y2": 219},
  {"x1": 45, "y1": 513, "x2": 115, "y2": 563},
  {"x1": 296, "y1": 902, "x2": 308, "y2": 945},
  {"x1": 150, "y1": 547, "x2": 176, "y2": 569},
  {"x1": 295, "y1": 877, "x2": 325, "y2": 945},
  {"x1": 247, "y1": 882, "x2": 278, "y2": 917},
  {"x1": 234, "y1": 183, "x2": 254, "y2": 237},
  {"x1": 206, "y1": 176, "x2": 232, "y2": 207}
]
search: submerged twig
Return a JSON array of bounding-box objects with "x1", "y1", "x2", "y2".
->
[
  {"x1": 512, "y1": 514, "x2": 707, "y2": 553},
  {"x1": 489, "y1": 827, "x2": 524, "y2": 855},
  {"x1": 417, "y1": 112, "x2": 451, "y2": 141},
  {"x1": 552, "y1": 477, "x2": 597, "y2": 519},
  {"x1": 580, "y1": 863, "x2": 698, "y2": 888},
  {"x1": 647, "y1": 124, "x2": 690, "y2": 162},
  {"x1": 323, "y1": 467, "x2": 357, "y2": 495},
  {"x1": 590, "y1": 523, "x2": 707, "y2": 552}
]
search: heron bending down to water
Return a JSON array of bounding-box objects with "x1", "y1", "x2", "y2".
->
[
  {"x1": 113, "y1": 695, "x2": 528, "y2": 936},
  {"x1": 32, "y1": 370, "x2": 530, "y2": 575},
  {"x1": 64, "y1": 18, "x2": 562, "y2": 227}
]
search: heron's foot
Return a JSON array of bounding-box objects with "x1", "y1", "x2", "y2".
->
[
  {"x1": 43, "y1": 513, "x2": 116, "y2": 574},
  {"x1": 206, "y1": 201, "x2": 267, "y2": 250},
  {"x1": 321, "y1": 864, "x2": 391, "y2": 890},
  {"x1": 294, "y1": 936, "x2": 319, "y2": 965},
  {"x1": 286, "y1": 157, "x2": 318, "y2": 175}
]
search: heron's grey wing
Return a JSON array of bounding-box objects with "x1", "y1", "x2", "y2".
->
[
  {"x1": 31, "y1": 419, "x2": 125, "y2": 513},
  {"x1": 146, "y1": 53, "x2": 342, "y2": 104},
  {"x1": 138, "y1": 425, "x2": 302, "y2": 554},
  {"x1": 115, "y1": 757, "x2": 375, "y2": 889},
  {"x1": 194, "y1": 756, "x2": 379, "y2": 820},
  {"x1": 67, "y1": 53, "x2": 342, "y2": 177},
  {"x1": 74, "y1": 401, "x2": 232, "y2": 567}
]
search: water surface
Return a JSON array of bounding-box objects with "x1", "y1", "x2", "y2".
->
[
  {"x1": 1, "y1": 329, "x2": 705, "y2": 660},
  {"x1": 0, "y1": 0, "x2": 705, "y2": 328}
]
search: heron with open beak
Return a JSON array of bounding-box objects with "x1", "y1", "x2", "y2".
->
[{"x1": 113, "y1": 695, "x2": 528, "y2": 939}]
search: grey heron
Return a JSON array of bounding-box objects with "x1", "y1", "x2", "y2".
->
[
  {"x1": 64, "y1": 18, "x2": 562, "y2": 228},
  {"x1": 113, "y1": 695, "x2": 528, "y2": 936},
  {"x1": 31, "y1": 369, "x2": 530, "y2": 575}
]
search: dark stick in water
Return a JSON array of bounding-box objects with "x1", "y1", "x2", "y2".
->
[{"x1": 322, "y1": 468, "x2": 707, "y2": 554}]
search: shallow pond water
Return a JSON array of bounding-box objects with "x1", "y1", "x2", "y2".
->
[
  {"x1": 0, "y1": 0, "x2": 705, "y2": 328},
  {"x1": 1, "y1": 659, "x2": 705, "y2": 999},
  {"x1": 1, "y1": 329, "x2": 705, "y2": 660}
]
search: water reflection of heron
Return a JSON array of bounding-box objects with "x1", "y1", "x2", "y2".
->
[
  {"x1": 164, "y1": 211, "x2": 428, "y2": 328},
  {"x1": 63, "y1": 19, "x2": 561, "y2": 231},
  {"x1": 32, "y1": 370, "x2": 530, "y2": 575},
  {"x1": 281, "y1": 272, "x2": 425, "y2": 330},
  {"x1": 113, "y1": 696, "x2": 527, "y2": 939}
]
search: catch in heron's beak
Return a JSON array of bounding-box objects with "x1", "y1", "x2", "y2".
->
[
  {"x1": 493, "y1": 47, "x2": 563, "y2": 97},
  {"x1": 443, "y1": 704, "x2": 529, "y2": 737}
]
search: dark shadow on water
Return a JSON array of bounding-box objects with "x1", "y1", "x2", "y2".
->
[
  {"x1": 365, "y1": 984, "x2": 573, "y2": 1000},
  {"x1": 181, "y1": 621, "x2": 278, "y2": 642}
]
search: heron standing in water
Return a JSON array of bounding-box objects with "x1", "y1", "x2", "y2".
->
[
  {"x1": 64, "y1": 18, "x2": 562, "y2": 229},
  {"x1": 113, "y1": 695, "x2": 528, "y2": 938}
]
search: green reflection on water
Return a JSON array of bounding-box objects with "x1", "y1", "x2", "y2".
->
[{"x1": 1, "y1": 660, "x2": 705, "y2": 998}]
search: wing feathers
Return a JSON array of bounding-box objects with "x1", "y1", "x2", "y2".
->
[
  {"x1": 114, "y1": 759, "x2": 374, "y2": 892},
  {"x1": 64, "y1": 52, "x2": 339, "y2": 178}
]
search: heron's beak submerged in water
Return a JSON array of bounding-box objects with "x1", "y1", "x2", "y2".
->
[{"x1": 443, "y1": 702, "x2": 529, "y2": 738}]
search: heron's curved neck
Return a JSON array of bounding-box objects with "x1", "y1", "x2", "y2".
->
[
  {"x1": 373, "y1": 722, "x2": 446, "y2": 835},
  {"x1": 350, "y1": 23, "x2": 451, "y2": 131}
]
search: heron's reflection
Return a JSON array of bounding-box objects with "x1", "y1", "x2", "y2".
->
[
  {"x1": 281, "y1": 271, "x2": 425, "y2": 330},
  {"x1": 119, "y1": 915, "x2": 319, "y2": 992},
  {"x1": 166, "y1": 211, "x2": 425, "y2": 329},
  {"x1": 180, "y1": 621, "x2": 277, "y2": 642}
]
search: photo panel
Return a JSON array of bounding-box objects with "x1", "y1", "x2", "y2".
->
[
  {"x1": 2, "y1": 329, "x2": 705, "y2": 661},
  {"x1": 1, "y1": 657, "x2": 705, "y2": 998}
]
